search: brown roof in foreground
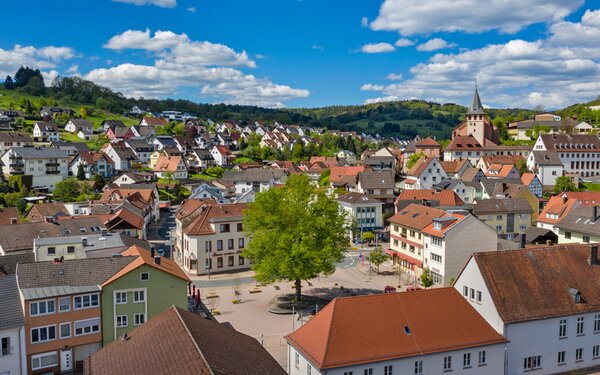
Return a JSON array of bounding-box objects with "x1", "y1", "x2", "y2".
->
[
  {"x1": 388, "y1": 203, "x2": 446, "y2": 229},
  {"x1": 395, "y1": 189, "x2": 464, "y2": 207},
  {"x1": 286, "y1": 288, "x2": 506, "y2": 370},
  {"x1": 0, "y1": 207, "x2": 20, "y2": 225},
  {"x1": 85, "y1": 306, "x2": 286, "y2": 375},
  {"x1": 472, "y1": 244, "x2": 600, "y2": 324}
]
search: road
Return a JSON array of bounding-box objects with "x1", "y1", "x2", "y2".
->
[{"x1": 147, "y1": 204, "x2": 179, "y2": 257}]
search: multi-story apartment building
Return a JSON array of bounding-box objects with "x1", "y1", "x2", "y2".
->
[
  {"x1": 286, "y1": 288, "x2": 507, "y2": 375},
  {"x1": 336, "y1": 192, "x2": 384, "y2": 243},
  {"x1": 0, "y1": 147, "x2": 69, "y2": 191},
  {"x1": 125, "y1": 138, "x2": 154, "y2": 164},
  {"x1": 387, "y1": 204, "x2": 446, "y2": 276},
  {"x1": 16, "y1": 256, "x2": 135, "y2": 374},
  {"x1": 421, "y1": 213, "x2": 497, "y2": 286},
  {"x1": 472, "y1": 198, "x2": 533, "y2": 239},
  {"x1": 0, "y1": 132, "x2": 33, "y2": 155},
  {"x1": 455, "y1": 244, "x2": 600, "y2": 375},
  {"x1": 175, "y1": 200, "x2": 249, "y2": 275}
]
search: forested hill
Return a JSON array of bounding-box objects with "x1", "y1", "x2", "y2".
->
[{"x1": 3, "y1": 69, "x2": 537, "y2": 139}]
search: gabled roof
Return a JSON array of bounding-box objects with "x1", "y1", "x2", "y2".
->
[
  {"x1": 563, "y1": 192, "x2": 600, "y2": 206},
  {"x1": 531, "y1": 151, "x2": 562, "y2": 166},
  {"x1": 388, "y1": 203, "x2": 446, "y2": 229},
  {"x1": 555, "y1": 205, "x2": 600, "y2": 236},
  {"x1": 415, "y1": 136, "x2": 440, "y2": 147},
  {"x1": 213, "y1": 145, "x2": 231, "y2": 155},
  {"x1": 521, "y1": 172, "x2": 538, "y2": 186},
  {"x1": 142, "y1": 116, "x2": 168, "y2": 126},
  {"x1": 184, "y1": 203, "x2": 247, "y2": 236},
  {"x1": 153, "y1": 155, "x2": 184, "y2": 173},
  {"x1": 408, "y1": 156, "x2": 435, "y2": 177},
  {"x1": 358, "y1": 170, "x2": 395, "y2": 190},
  {"x1": 539, "y1": 134, "x2": 600, "y2": 151},
  {"x1": 444, "y1": 135, "x2": 483, "y2": 151},
  {"x1": 0, "y1": 275, "x2": 25, "y2": 329},
  {"x1": 222, "y1": 169, "x2": 274, "y2": 183},
  {"x1": 0, "y1": 132, "x2": 32, "y2": 143},
  {"x1": 10, "y1": 146, "x2": 68, "y2": 159},
  {"x1": 285, "y1": 288, "x2": 506, "y2": 370},
  {"x1": 439, "y1": 159, "x2": 469, "y2": 175},
  {"x1": 85, "y1": 306, "x2": 286, "y2": 375},
  {"x1": 35, "y1": 121, "x2": 59, "y2": 133},
  {"x1": 459, "y1": 166, "x2": 484, "y2": 182},
  {"x1": 336, "y1": 192, "x2": 382, "y2": 205},
  {"x1": 329, "y1": 166, "x2": 364, "y2": 184},
  {"x1": 67, "y1": 118, "x2": 93, "y2": 128},
  {"x1": 395, "y1": 189, "x2": 465, "y2": 207},
  {"x1": 473, "y1": 198, "x2": 533, "y2": 214},
  {"x1": 472, "y1": 244, "x2": 600, "y2": 323},
  {"x1": 421, "y1": 213, "x2": 467, "y2": 236},
  {"x1": 103, "y1": 245, "x2": 190, "y2": 286}
]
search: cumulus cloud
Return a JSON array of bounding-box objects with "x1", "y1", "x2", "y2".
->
[
  {"x1": 85, "y1": 29, "x2": 308, "y2": 107},
  {"x1": 112, "y1": 0, "x2": 177, "y2": 8},
  {"x1": 361, "y1": 42, "x2": 395, "y2": 53},
  {"x1": 362, "y1": 9, "x2": 600, "y2": 109},
  {"x1": 105, "y1": 29, "x2": 255, "y2": 67},
  {"x1": 394, "y1": 38, "x2": 414, "y2": 47},
  {"x1": 386, "y1": 73, "x2": 403, "y2": 80},
  {"x1": 416, "y1": 38, "x2": 457, "y2": 52},
  {"x1": 0, "y1": 44, "x2": 75, "y2": 81},
  {"x1": 370, "y1": 0, "x2": 583, "y2": 35}
]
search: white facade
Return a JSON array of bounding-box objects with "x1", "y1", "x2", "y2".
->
[
  {"x1": 210, "y1": 146, "x2": 228, "y2": 166},
  {"x1": 455, "y1": 257, "x2": 600, "y2": 375},
  {"x1": 0, "y1": 326, "x2": 26, "y2": 375},
  {"x1": 405, "y1": 157, "x2": 448, "y2": 190},
  {"x1": 288, "y1": 343, "x2": 505, "y2": 375},
  {"x1": 0, "y1": 148, "x2": 69, "y2": 191}
]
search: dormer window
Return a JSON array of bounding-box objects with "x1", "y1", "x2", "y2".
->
[
  {"x1": 433, "y1": 221, "x2": 442, "y2": 230},
  {"x1": 569, "y1": 287, "x2": 582, "y2": 303}
]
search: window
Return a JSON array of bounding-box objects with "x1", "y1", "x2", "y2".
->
[
  {"x1": 565, "y1": 231, "x2": 572, "y2": 239},
  {"x1": 31, "y1": 325, "x2": 56, "y2": 343},
  {"x1": 559, "y1": 319, "x2": 567, "y2": 338},
  {"x1": 384, "y1": 365, "x2": 393, "y2": 375},
  {"x1": 133, "y1": 290, "x2": 145, "y2": 303},
  {"x1": 477, "y1": 291, "x2": 482, "y2": 303},
  {"x1": 577, "y1": 317, "x2": 585, "y2": 335},
  {"x1": 31, "y1": 351, "x2": 58, "y2": 371},
  {"x1": 59, "y1": 297, "x2": 70, "y2": 312},
  {"x1": 595, "y1": 314, "x2": 600, "y2": 332},
  {"x1": 294, "y1": 352, "x2": 299, "y2": 368},
  {"x1": 116, "y1": 292, "x2": 127, "y2": 304},
  {"x1": 217, "y1": 257, "x2": 223, "y2": 268},
  {"x1": 228, "y1": 239, "x2": 234, "y2": 250},
  {"x1": 237, "y1": 223, "x2": 243, "y2": 232},
  {"x1": 239, "y1": 238, "x2": 245, "y2": 248},
  {"x1": 463, "y1": 353, "x2": 471, "y2": 368},
  {"x1": 432, "y1": 237, "x2": 443, "y2": 247},
  {"x1": 116, "y1": 315, "x2": 128, "y2": 328},
  {"x1": 1, "y1": 337, "x2": 10, "y2": 356},
  {"x1": 558, "y1": 351, "x2": 566, "y2": 365},
  {"x1": 523, "y1": 355, "x2": 542, "y2": 371},
  {"x1": 470, "y1": 288, "x2": 475, "y2": 300},
  {"x1": 140, "y1": 272, "x2": 149, "y2": 281},
  {"x1": 205, "y1": 241, "x2": 212, "y2": 252},
  {"x1": 364, "y1": 369, "x2": 373, "y2": 375},
  {"x1": 594, "y1": 345, "x2": 600, "y2": 359},
  {"x1": 134, "y1": 313, "x2": 145, "y2": 326},
  {"x1": 74, "y1": 293, "x2": 99, "y2": 309},
  {"x1": 217, "y1": 240, "x2": 223, "y2": 251},
  {"x1": 30, "y1": 299, "x2": 55, "y2": 316},
  {"x1": 239, "y1": 256, "x2": 245, "y2": 265},
  {"x1": 220, "y1": 224, "x2": 230, "y2": 233},
  {"x1": 414, "y1": 360, "x2": 423, "y2": 374},
  {"x1": 463, "y1": 286, "x2": 468, "y2": 297},
  {"x1": 444, "y1": 355, "x2": 452, "y2": 371},
  {"x1": 576, "y1": 348, "x2": 583, "y2": 361},
  {"x1": 496, "y1": 225, "x2": 503, "y2": 231},
  {"x1": 74, "y1": 318, "x2": 100, "y2": 336},
  {"x1": 431, "y1": 253, "x2": 442, "y2": 263},
  {"x1": 228, "y1": 256, "x2": 234, "y2": 267},
  {"x1": 60, "y1": 323, "x2": 71, "y2": 339},
  {"x1": 66, "y1": 246, "x2": 75, "y2": 254},
  {"x1": 496, "y1": 215, "x2": 503, "y2": 220},
  {"x1": 343, "y1": 372, "x2": 353, "y2": 375},
  {"x1": 583, "y1": 235, "x2": 591, "y2": 243},
  {"x1": 307, "y1": 365, "x2": 311, "y2": 375},
  {"x1": 478, "y1": 350, "x2": 486, "y2": 365},
  {"x1": 47, "y1": 247, "x2": 56, "y2": 255}
]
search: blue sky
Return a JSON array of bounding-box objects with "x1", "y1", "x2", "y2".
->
[{"x1": 0, "y1": 0, "x2": 599, "y2": 109}]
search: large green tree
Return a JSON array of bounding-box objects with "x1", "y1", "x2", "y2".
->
[
  {"x1": 53, "y1": 178, "x2": 81, "y2": 202},
  {"x1": 242, "y1": 174, "x2": 348, "y2": 301},
  {"x1": 554, "y1": 176, "x2": 577, "y2": 193}
]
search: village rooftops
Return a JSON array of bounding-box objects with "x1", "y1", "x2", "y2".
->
[
  {"x1": 336, "y1": 192, "x2": 382, "y2": 205},
  {"x1": 222, "y1": 169, "x2": 274, "y2": 183},
  {"x1": 473, "y1": 198, "x2": 533, "y2": 215},
  {"x1": 467, "y1": 244, "x2": 600, "y2": 323},
  {"x1": 8, "y1": 146, "x2": 68, "y2": 159},
  {"x1": 85, "y1": 306, "x2": 286, "y2": 375},
  {"x1": 183, "y1": 203, "x2": 247, "y2": 236},
  {"x1": 285, "y1": 288, "x2": 506, "y2": 370},
  {"x1": 555, "y1": 205, "x2": 600, "y2": 236},
  {"x1": 388, "y1": 203, "x2": 447, "y2": 229},
  {"x1": 0, "y1": 132, "x2": 33, "y2": 143},
  {"x1": 0, "y1": 275, "x2": 25, "y2": 330},
  {"x1": 395, "y1": 189, "x2": 465, "y2": 208}
]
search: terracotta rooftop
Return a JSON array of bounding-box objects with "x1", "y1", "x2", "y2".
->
[
  {"x1": 285, "y1": 288, "x2": 507, "y2": 370},
  {"x1": 388, "y1": 203, "x2": 446, "y2": 229},
  {"x1": 415, "y1": 137, "x2": 440, "y2": 147},
  {"x1": 439, "y1": 159, "x2": 469, "y2": 175},
  {"x1": 85, "y1": 306, "x2": 286, "y2": 375},
  {"x1": 537, "y1": 195, "x2": 579, "y2": 225},
  {"x1": 563, "y1": 192, "x2": 600, "y2": 206},
  {"x1": 142, "y1": 116, "x2": 168, "y2": 126},
  {"x1": 183, "y1": 203, "x2": 247, "y2": 236},
  {"x1": 471, "y1": 244, "x2": 600, "y2": 323},
  {"x1": 444, "y1": 135, "x2": 483, "y2": 151},
  {"x1": 329, "y1": 166, "x2": 365, "y2": 184},
  {"x1": 520, "y1": 172, "x2": 537, "y2": 186},
  {"x1": 408, "y1": 156, "x2": 435, "y2": 177},
  {"x1": 152, "y1": 155, "x2": 184, "y2": 173},
  {"x1": 395, "y1": 189, "x2": 464, "y2": 208}
]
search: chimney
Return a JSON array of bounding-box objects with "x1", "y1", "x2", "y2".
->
[
  {"x1": 519, "y1": 234, "x2": 526, "y2": 249},
  {"x1": 150, "y1": 245, "x2": 155, "y2": 258},
  {"x1": 562, "y1": 195, "x2": 568, "y2": 205},
  {"x1": 589, "y1": 245, "x2": 600, "y2": 266},
  {"x1": 593, "y1": 206, "x2": 598, "y2": 222},
  {"x1": 45, "y1": 216, "x2": 54, "y2": 223},
  {"x1": 502, "y1": 182, "x2": 507, "y2": 192},
  {"x1": 546, "y1": 239, "x2": 552, "y2": 246},
  {"x1": 154, "y1": 256, "x2": 161, "y2": 265}
]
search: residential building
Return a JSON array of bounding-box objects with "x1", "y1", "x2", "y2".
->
[
  {"x1": 101, "y1": 120, "x2": 125, "y2": 132},
  {"x1": 105, "y1": 126, "x2": 134, "y2": 141},
  {"x1": 394, "y1": 189, "x2": 465, "y2": 211},
  {"x1": 100, "y1": 245, "x2": 190, "y2": 344},
  {"x1": 25, "y1": 202, "x2": 69, "y2": 222},
  {"x1": 403, "y1": 156, "x2": 448, "y2": 190},
  {"x1": 210, "y1": 145, "x2": 233, "y2": 166},
  {"x1": 221, "y1": 169, "x2": 275, "y2": 195},
  {"x1": 387, "y1": 204, "x2": 446, "y2": 276},
  {"x1": 64, "y1": 118, "x2": 93, "y2": 134},
  {"x1": 492, "y1": 182, "x2": 540, "y2": 221},
  {"x1": 17, "y1": 256, "x2": 136, "y2": 374},
  {"x1": 140, "y1": 116, "x2": 167, "y2": 127},
  {"x1": 0, "y1": 275, "x2": 26, "y2": 375},
  {"x1": 174, "y1": 201, "x2": 248, "y2": 276},
  {"x1": 531, "y1": 134, "x2": 600, "y2": 179},
  {"x1": 433, "y1": 178, "x2": 478, "y2": 204},
  {"x1": 151, "y1": 136, "x2": 178, "y2": 151},
  {"x1": 526, "y1": 151, "x2": 564, "y2": 187},
  {"x1": 33, "y1": 121, "x2": 60, "y2": 142},
  {"x1": 455, "y1": 244, "x2": 600, "y2": 375},
  {"x1": 484, "y1": 164, "x2": 521, "y2": 180},
  {"x1": 472, "y1": 198, "x2": 533, "y2": 238},
  {"x1": 152, "y1": 155, "x2": 188, "y2": 179},
  {"x1": 521, "y1": 172, "x2": 543, "y2": 198},
  {"x1": 33, "y1": 232, "x2": 143, "y2": 261},
  {"x1": 537, "y1": 195, "x2": 580, "y2": 233},
  {"x1": 186, "y1": 148, "x2": 215, "y2": 170},
  {"x1": 103, "y1": 142, "x2": 140, "y2": 171},
  {"x1": 556, "y1": 205, "x2": 600, "y2": 244},
  {"x1": 337, "y1": 192, "x2": 384, "y2": 243},
  {"x1": 356, "y1": 170, "x2": 396, "y2": 208},
  {"x1": 189, "y1": 181, "x2": 227, "y2": 202},
  {"x1": 439, "y1": 159, "x2": 471, "y2": 178},
  {"x1": 336, "y1": 150, "x2": 356, "y2": 165},
  {"x1": 69, "y1": 151, "x2": 115, "y2": 179},
  {"x1": 421, "y1": 213, "x2": 497, "y2": 286},
  {"x1": 0, "y1": 147, "x2": 69, "y2": 191},
  {"x1": 125, "y1": 138, "x2": 154, "y2": 164},
  {"x1": 414, "y1": 136, "x2": 441, "y2": 158},
  {"x1": 0, "y1": 132, "x2": 33, "y2": 155},
  {"x1": 85, "y1": 306, "x2": 286, "y2": 375},
  {"x1": 286, "y1": 289, "x2": 507, "y2": 375}
]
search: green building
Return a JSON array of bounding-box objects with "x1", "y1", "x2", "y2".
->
[{"x1": 101, "y1": 245, "x2": 190, "y2": 345}]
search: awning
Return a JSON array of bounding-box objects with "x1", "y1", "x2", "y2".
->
[{"x1": 386, "y1": 249, "x2": 423, "y2": 268}]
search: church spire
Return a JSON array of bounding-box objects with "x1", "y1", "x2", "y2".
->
[{"x1": 468, "y1": 85, "x2": 485, "y2": 115}]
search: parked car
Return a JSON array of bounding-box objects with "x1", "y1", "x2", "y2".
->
[
  {"x1": 406, "y1": 286, "x2": 423, "y2": 292},
  {"x1": 384, "y1": 285, "x2": 397, "y2": 293}
]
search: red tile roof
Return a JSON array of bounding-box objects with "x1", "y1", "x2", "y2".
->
[
  {"x1": 285, "y1": 288, "x2": 507, "y2": 370},
  {"x1": 388, "y1": 203, "x2": 446, "y2": 229},
  {"x1": 520, "y1": 172, "x2": 537, "y2": 186},
  {"x1": 439, "y1": 159, "x2": 469, "y2": 174},
  {"x1": 415, "y1": 137, "x2": 440, "y2": 147},
  {"x1": 183, "y1": 203, "x2": 247, "y2": 236},
  {"x1": 563, "y1": 192, "x2": 600, "y2": 206},
  {"x1": 142, "y1": 116, "x2": 168, "y2": 126},
  {"x1": 153, "y1": 155, "x2": 184, "y2": 173},
  {"x1": 329, "y1": 166, "x2": 365, "y2": 184},
  {"x1": 395, "y1": 189, "x2": 464, "y2": 207},
  {"x1": 537, "y1": 195, "x2": 579, "y2": 225},
  {"x1": 444, "y1": 135, "x2": 483, "y2": 151}
]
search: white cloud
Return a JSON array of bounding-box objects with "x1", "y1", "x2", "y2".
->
[
  {"x1": 416, "y1": 38, "x2": 456, "y2": 52},
  {"x1": 187, "y1": 6, "x2": 196, "y2": 13},
  {"x1": 364, "y1": 95, "x2": 400, "y2": 104},
  {"x1": 105, "y1": 29, "x2": 255, "y2": 67},
  {"x1": 311, "y1": 45, "x2": 325, "y2": 51},
  {"x1": 362, "y1": 10, "x2": 600, "y2": 109},
  {"x1": 386, "y1": 73, "x2": 403, "y2": 80},
  {"x1": 394, "y1": 38, "x2": 414, "y2": 47},
  {"x1": 370, "y1": 0, "x2": 583, "y2": 35},
  {"x1": 84, "y1": 29, "x2": 308, "y2": 107},
  {"x1": 66, "y1": 65, "x2": 79, "y2": 74},
  {"x1": 112, "y1": 0, "x2": 177, "y2": 8},
  {"x1": 361, "y1": 17, "x2": 369, "y2": 27},
  {"x1": 0, "y1": 44, "x2": 75, "y2": 82},
  {"x1": 361, "y1": 42, "x2": 395, "y2": 53},
  {"x1": 360, "y1": 84, "x2": 385, "y2": 91}
]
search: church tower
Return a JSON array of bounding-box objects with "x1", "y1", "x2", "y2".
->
[{"x1": 466, "y1": 86, "x2": 487, "y2": 146}]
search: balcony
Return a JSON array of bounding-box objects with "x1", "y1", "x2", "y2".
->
[
  {"x1": 45, "y1": 162, "x2": 60, "y2": 167},
  {"x1": 46, "y1": 169, "x2": 60, "y2": 175},
  {"x1": 9, "y1": 162, "x2": 23, "y2": 167},
  {"x1": 10, "y1": 171, "x2": 24, "y2": 175},
  {"x1": 8, "y1": 155, "x2": 22, "y2": 160}
]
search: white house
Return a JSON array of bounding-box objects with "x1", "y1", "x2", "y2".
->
[
  {"x1": 103, "y1": 143, "x2": 140, "y2": 171},
  {"x1": 69, "y1": 151, "x2": 115, "y2": 179},
  {"x1": 404, "y1": 156, "x2": 449, "y2": 190},
  {"x1": 0, "y1": 275, "x2": 26, "y2": 375},
  {"x1": 455, "y1": 244, "x2": 600, "y2": 375},
  {"x1": 527, "y1": 151, "x2": 564, "y2": 187},
  {"x1": 64, "y1": 118, "x2": 93, "y2": 134},
  {"x1": 336, "y1": 192, "x2": 384, "y2": 243},
  {"x1": 220, "y1": 169, "x2": 275, "y2": 195},
  {"x1": 530, "y1": 134, "x2": 600, "y2": 180},
  {"x1": 210, "y1": 145, "x2": 232, "y2": 167},
  {"x1": 33, "y1": 121, "x2": 60, "y2": 142},
  {"x1": 152, "y1": 155, "x2": 188, "y2": 179},
  {"x1": 0, "y1": 147, "x2": 69, "y2": 191},
  {"x1": 286, "y1": 288, "x2": 507, "y2": 375}
]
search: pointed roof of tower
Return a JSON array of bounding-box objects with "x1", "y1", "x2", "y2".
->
[{"x1": 468, "y1": 85, "x2": 485, "y2": 115}]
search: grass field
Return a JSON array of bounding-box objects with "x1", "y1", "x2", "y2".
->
[
  {"x1": 188, "y1": 173, "x2": 216, "y2": 181},
  {"x1": 580, "y1": 182, "x2": 600, "y2": 191}
]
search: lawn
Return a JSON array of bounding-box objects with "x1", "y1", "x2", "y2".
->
[
  {"x1": 60, "y1": 132, "x2": 86, "y2": 143},
  {"x1": 188, "y1": 173, "x2": 217, "y2": 181},
  {"x1": 580, "y1": 182, "x2": 600, "y2": 191}
]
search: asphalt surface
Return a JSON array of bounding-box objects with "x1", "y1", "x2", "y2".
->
[{"x1": 147, "y1": 205, "x2": 179, "y2": 258}]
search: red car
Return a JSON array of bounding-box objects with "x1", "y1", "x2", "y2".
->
[
  {"x1": 384, "y1": 286, "x2": 397, "y2": 293},
  {"x1": 406, "y1": 286, "x2": 423, "y2": 292}
]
